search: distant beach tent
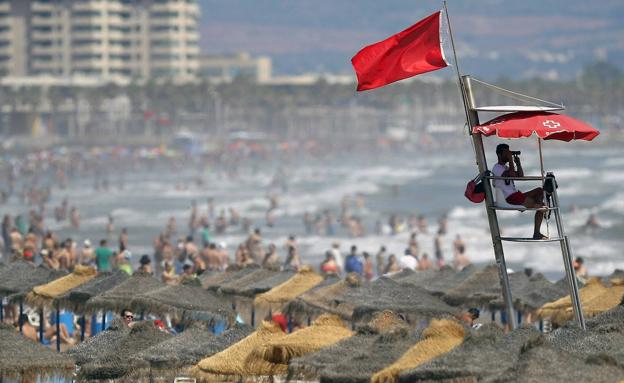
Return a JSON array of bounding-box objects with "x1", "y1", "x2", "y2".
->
[
  {"x1": 371, "y1": 319, "x2": 465, "y2": 383},
  {"x1": 473, "y1": 111, "x2": 600, "y2": 141},
  {"x1": 0, "y1": 323, "x2": 74, "y2": 381},
  {"x1": 26, "y1": 265, "x2": 97, "y2": 307}
]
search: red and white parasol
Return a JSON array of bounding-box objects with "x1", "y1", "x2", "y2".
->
[{"x1": 473, "y1": 111, "x2": 599, "y2": 141}]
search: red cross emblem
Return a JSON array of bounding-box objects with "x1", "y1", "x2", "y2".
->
[{"x1": 542, "y1": 120, "x2": 561, "y2": 129}]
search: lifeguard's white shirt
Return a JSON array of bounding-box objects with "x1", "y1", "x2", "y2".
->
[{"x1": 492, "y1": 163, "x2": 518, "y2": 198}]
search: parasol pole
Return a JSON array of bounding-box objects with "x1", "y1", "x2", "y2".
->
[
  {"x1": 444, "y1": 1, "x2": 517, "y2": 330},
  {"x1": 538, "y1": 137, "x2": 550, "y2": 237}
]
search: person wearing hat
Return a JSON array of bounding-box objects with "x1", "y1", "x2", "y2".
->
[
  {"x1": 138, "y1": 254, "x2": 153, "y2": 274},
  {"x1": 493, "y1": 143, "x2": 547, "y2": 240}
]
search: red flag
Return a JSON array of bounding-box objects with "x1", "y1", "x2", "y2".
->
[{"x1": 352, "y1": 11, "x2": 448, "y2": 91}]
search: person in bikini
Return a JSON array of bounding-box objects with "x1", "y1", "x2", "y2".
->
[{"x1": 492, "y1": 143, "x2": 547, "y2": 240}]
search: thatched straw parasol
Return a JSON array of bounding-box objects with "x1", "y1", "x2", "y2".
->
[
  {"x1": 129, "y1": 279, "x2": 235, "y2": 323},
  {"x1": 248, "y1": 314, "x2": 354, "y2": 375},
  {"x1": 67, "y1": 318, "x2": 130, "y2": 365},
  {"x1": 200, "y1": 265, "x2": 259, "y2": 291},
  {"x1": 289, "y1": 311, "x2": 419, "y2": 383},
  {"x1": 137, "y1": 323, "x2": 253, "y2": 375},
  {"x1": 443, "y1": 264, "x2": 507, "y2": 307},
  {"x1": 398, "y1": 324, "x2": 542, "y2": 383},
  {"x1": 25, "y1": 265, "x2": 97, "y2": 307},
  {"x1": 371, "y1": 319, "x2": 466, "y2": 383},
  {"x1": 254, "y1": 266, "x2": 324, "y2": 308},
  {"x1": 284, "y1": 274, "x2": 360, "y2": 321},
  {"x1": 395, "y1": 265, "x2": 478, "y2": 297},
  {"x1": 0, "y1": 261, "x2": 67, "y2": 301},
  {"x1": 218, "y1": 268, "x2": 280, "y2": 296},
  {"x1": 505, "y1": 338, "x2": 624, "y2": 382},
  {"x1": 537, "y1": 277, "x2": 608, "y2": 326},
  {"x1": 565, "y1": 278, "x2": 624, "y2": 319},
  {"x1": 55, "y1": 270, "x2": 129, "y2": 313},
  {"x1": 75, "y1": 320, "x2": 173, "y2": 381},
  {"x1": 0, "y1": 323, "x2": 75, "y2": 381},
  {"x1": 191, "y1": 320, "x2": 286, "y2": 382},
  {"x1": 548, "y1": 304, "x2": 624, "y2": 366},
  {"x1": 338, "y1": 277, "x2": 457, "y2": 324},
  {"x1": 232, "y1": 269, "x2": 296, "y2": 297},
  {"x1": 489, "y1": 272, "x2": 568, "y2": 312},
  {"x1": 85, "y1": 271, "x2": 164, "y2": 313}
]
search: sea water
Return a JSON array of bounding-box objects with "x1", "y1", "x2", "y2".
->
[{"x1": 3, "y1": 139, "x2": 622, "y2": 280}]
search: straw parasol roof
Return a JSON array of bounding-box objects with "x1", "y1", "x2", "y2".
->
[
  {"x1": 55, "y1": 270, "x2": 129, "y2": 312},
  {"x1": 284, "y1": 274, "x2": 360, "y2": 320},
  {"x1": 506, "y1": 339, "x2": 624, "y2": 382},
  {"x1": 200, "y1": 265, "x2": 259, "y2": 291},
  {"x1": 85, "y1": 271, "x2": 164, "y2": 313},
  {"x1": 25, "y1": 265, "x2": 97, "y2": 307},
  {"x1": 76, "y1": 320, "x2": 173, "y2": 381},
  {"x1": 248, "y1": 314, "x2": 354, "y2": 375},
  {"x1": 191, "y1": 320, "x2": 286, "y2": 382},
  {"x1": 254, "y1": 266, "x2": 324, "y2": 308},
  {"x1": 137, "y1": 323, "x2": 253, "y2": 372},
  {"x1": 0, "y1": 260, "x2": 67, "y2": 300},
  {"x1": 489, "y1": 272, "x2": 568, "y2": 312},
  {"x1": 371, "y1": 318, "x2": 466, "y2": 383},
  {"x1": 218, "y1": 268, "x2": 281, "y2": 296},
  {"x1": 398, "y1": 324, "x2": 542, "y2": 383},
  {"x1": 537, "y1": 277, "x2": 609, "y2": 326},
  {"x1": 567, "y1": 278, "x2": 624, "y2": 319},
  {"x1": 289, "y1": 311, "x2": 419, "y2": 383},
  {"x1": 67, "y1": 318, "x2": 130, "y2": 365},
  {"x1": 129, "y1": 279, "x2": 235, "y2": 323},
  {"x1": 339, "y1": 277, "x2": 458, "y2": 324},
  {"x1": 0, "y1": 323, "x2": 75, "y2": 381},
  {"x1": 548, "y1": 304, "x2": 624, "y2": 366},
  {"x1": 395, "y1": 265, "x2": 478, "y2": 297},
  {"x1": 443, "y1": 264, "x2": 506, "y2": 307},
  {"x1": 235, "y1": 269, "x2": 296, "y2": 297}
]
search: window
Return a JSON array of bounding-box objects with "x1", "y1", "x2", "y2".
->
[
  {"x1": 151, "y1": 40, "x2": 179, "y2": 47},
  {"x1": 73, "y1": 39, "x2": 101, "y2": 46},
  {"x1": 32, "y1": 40, "x2": 53, "y2": 47},
  {"x1": 72, "y1": 53, "x2": 102, "y2": 60},
  {"x1": 151, "y1": 53, "x2": 179, "y2": 60},
  {"x1": 151, "y1": 25, "x2": 179, "y2": 32},
  {"x1": 151, "y1": 11, "x2": 179, "y2": 18},
  {"x1": 72, "y1": 10, "x2": 102, "y2": 17},
  {"x1": 72, "y1": 25, "x2": 102, "y2": 32},
  {"x1": 33, "y1": 54, "x2": 54, "y2": 61},
  {"x1": 33, "y1": 12, "x2": 53, "y2": 18}
]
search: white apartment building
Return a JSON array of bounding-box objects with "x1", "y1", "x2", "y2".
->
[
  {"x1": 199, "y1": 52, "x2": 272, "y2": 83},
  {"x1": 0, "y1": 0, "x2": 200, "y2": 83}
]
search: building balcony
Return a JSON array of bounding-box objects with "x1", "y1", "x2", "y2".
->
[
  {"x1": 31, "y1": 30, "x2": 62, "y2": 40},
  {"x1": 31, "y1": 2, "x2": 55, "y2": 12},
  {"x1": 31, "y1": 45, "x2": 59, "y2": 55},
  {"x1": 71, "y1": 45, "x2": 102, "y2": 54},
  {"x1": 31, "y1": 16, "x2": 58, "y2": 26},
  {"x1": 31, "y1": 60, "x2": 60, "y2": 69},
  {"x1": 71, "y1": 30, "x2": 104, "y2": 40},
  {"x1": 72, "y1": 2, "x2": 106, "y2": 12}
]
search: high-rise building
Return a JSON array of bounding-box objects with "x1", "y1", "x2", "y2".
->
[{"x1": 0, "y1": 0, "x2": 200, "y2": 82}]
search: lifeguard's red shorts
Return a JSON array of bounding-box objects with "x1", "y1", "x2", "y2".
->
[{"x1": 506, "y1": 191, "x2": 526, "y2": 205}]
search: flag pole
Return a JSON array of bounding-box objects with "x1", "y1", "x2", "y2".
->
[
  {"x1": 442, "y1": 0, "x2": 471, "y2": 131},
  {"x1": 443, "y1": 0, "x2": 518, "y2": 330}
]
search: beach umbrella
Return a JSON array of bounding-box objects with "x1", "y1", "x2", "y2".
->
[
  {"x1": 218, "y1": 268, "x2": 283, "y2": 296},
  {"x1": 67, "y1": 319, "x2": 130, "y2": 365},
  {"x1": 0, "y1": 260, "x2": 67, "y2": 300},
  {"x1": 565, "y1": 278, "x2": 624, "y2": 319},
  {"x1": 25, "y1": 265, "x2": 97, "y2": 307},
  {"x1": 135, "y1": 324, "x2": 253, "y2": 380},
  {"x1": 254, "y1": 266, "x2": 324, "y2": 309},
  {"x1": 473, "y1": 111, "x2": 599, "y2": 141},
  {"x1": 537, "y1": 277, "x2": 608, "y2": 326},
  {"x1": 0, "y1": 323, "x2": 75, "y2": 381},
  {"x1": 226, "y1": 269, "x2": 296, "y2": 298},
  {"x1": 489, "y1": 272, "x2": 568, "y2": 312},
  {"x1": 393, "y1": 265, "x2": 477, "y2": 297},
  {"x1": 55, "y1": 270, "x2": 129, "y2": 313},
  {"x1": 249, "y1": 314, "x2": 354, "y2": 375},
  {"x1": 129, "y1": 279, "x2": 235, "y2": 324},
  {"x1": 548, "y1": 304, "x2": 624, "y2": 366},
  {"x1": 398, "y1": 324, "x2": 541, "y2": 383},
  {"x1": 200, "y1": 265, "x2": 260, "y2": 291},
  {"x1": 284, "y1": 274, "x2": 360, "y2": 321},
  {"x1": 371, "y1": 319, "x2": 466, "y2": 383},
  {"x1": 74, "y1": 320, "x2": 173, "y2": 381},
  {"x1": 289, "y1": 311, "x2": 418, "y2": 383},
  {"x1": 443, "y1": 264, "x2": 503, "y2": 307},
  {"x1": 85, "y1": 271, "x2": 164, "y2": 313},
  {"x1": 341, "y1": 277, "x2": 457, "y2": 325},
  {"x1": 505, "y1": 341, "x2": 624, "y2": 382},
  {"x1": 191, "y1": 320, "x2": 287, "y2": 381}
]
